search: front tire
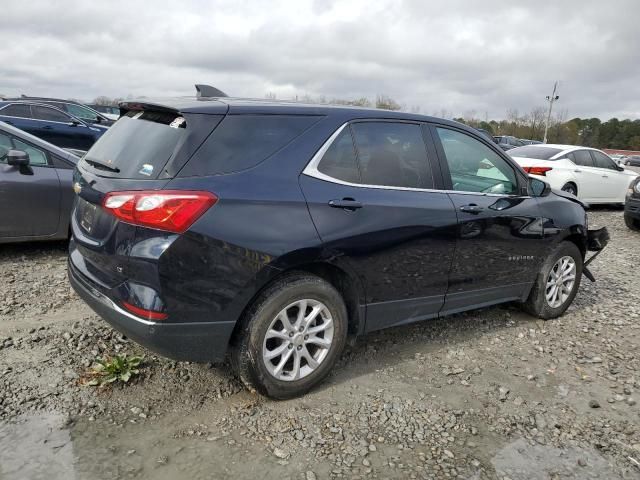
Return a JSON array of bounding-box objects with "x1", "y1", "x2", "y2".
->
[
  {"x1": 626, "y1": 214, "x2": 640, "y2": 231},
  {"x1": 231, "y1": 273, "x2": 348, "y2": 399},
  {"x1": 521, "y1": 242, "x2": 583, "y2": 319}
]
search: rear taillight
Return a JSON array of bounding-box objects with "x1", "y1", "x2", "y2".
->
[
  {"x1": 523, "y1": 166, "x2": 553, "y2": 176},
  {"x1": 122, "y1": 301, "x2": 168, "y2": 321},
  {"x1": 102, "y1": 190, "x2": 217, "y2": 233}
]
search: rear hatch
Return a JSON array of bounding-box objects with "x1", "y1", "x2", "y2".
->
[{"x1": 70, "y1": 102, "x2": 226, "y2": 291}]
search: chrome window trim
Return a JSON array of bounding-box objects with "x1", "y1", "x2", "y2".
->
[
  {"x1": 0, "y1": 103, "x2": 85, "y2": 126},
  {"x1": 0, "y1": 113, "x2": 85, "y2": 127},
  {"x1": 302, "y1": 122, "x2": 529, "y2": 199}
]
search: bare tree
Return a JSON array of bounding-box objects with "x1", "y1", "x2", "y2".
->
[
  {"x1": 92, "y1": 96, "x2": 123, "y2": 106},
  {"x1": 463, "y1": 110, "x2": 478, "y2": 127},
  {"x1": 349, "y1": 97, "x2": 371, "y2": 107},
  {"x1": 505, "y1": 108, "x2": 520, "y2": 135},
  {"x1": 375, "y1": 94, "x2": 401, "y2": 111},
  {"x1": 525, "y1": 107, "x2": 546, "y2": 140}
]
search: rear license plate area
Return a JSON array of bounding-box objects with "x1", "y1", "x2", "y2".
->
[{"x1": 80, "y1": 202, "x2": 98, "y2": 233}]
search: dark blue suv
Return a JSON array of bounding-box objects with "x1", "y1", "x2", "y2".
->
[
  {"x1": 68, "y1": 97, "x2": 608, "y2": 398},
  {"x1": 0, "y1": 101, "x2": 108, "y2": 150}
]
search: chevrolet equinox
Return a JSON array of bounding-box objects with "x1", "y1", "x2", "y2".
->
[{"x1": 69, "y1": 96, "x2": 608, "y2": 398}]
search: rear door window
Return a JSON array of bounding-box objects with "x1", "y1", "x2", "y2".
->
[
  {"x1": 180, "y1": 115, "x2": 321, "y2": 176},
  {"x1": 573, "y1": 150, "x2": 595, "y2": 167},
  {"x1": 316, "y1": 127, "x2": 360, "y2": 183},
  {"x1": 1, "y1": 104, "x2": 32, "y2": 118},
  {"x1": 32, "y1": 105, "x2": 72, "y2": 123},
  {"x1": 351, "y1": 122, "x2": 433, "y2": 189}
]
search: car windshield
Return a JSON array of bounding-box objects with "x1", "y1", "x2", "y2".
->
[{"x1": 508, "y1": 146, "x2": 563, "y2": 160}]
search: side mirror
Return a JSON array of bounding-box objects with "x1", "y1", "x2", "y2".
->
[
  {"x1": 615, "y1": 164, "x2": 624, "y2": 171},
  {"x1": 7, "y1": 149, "x2": 30, "y2": 167},
  {"x1": 529, "y1": 177, "x2": 551, "y2": 197},
  {"x1": 70, "y1": 119, "x2": 82, "y2": 127}
]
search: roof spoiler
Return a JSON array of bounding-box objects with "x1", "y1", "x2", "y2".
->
[{"x1": 195, "y1": 84, "x2": 228, "y2": 98}]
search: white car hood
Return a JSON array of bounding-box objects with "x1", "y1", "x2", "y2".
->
[{"x1": 620, "y1": 168, "x2": 639, "y2": 178}]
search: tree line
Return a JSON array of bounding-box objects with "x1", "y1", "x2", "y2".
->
[
  {"x1": 454, "y1": 108, "x2": 640, "y2": 150},
  {"x1": 90, "y1": 93, "x2": 640, "y2": 150}
]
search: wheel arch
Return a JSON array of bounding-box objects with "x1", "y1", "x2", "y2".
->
[
  {"x1": 560, "y1": 230, "x2": 587, "y2": 260},
  {"x1": 547, "y1": 168, "x2": 578, "y2": 193},
  {"x1": 230, "y1": 260, "x2": 365, "y2": 346}
]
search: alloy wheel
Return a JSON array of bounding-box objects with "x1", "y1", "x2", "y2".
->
[
  {"x1": 262, "y1": 299, "x2": 334, "y2": 381},
  {"x1": 545, "y1": 256, "x2": 576, "y2": 308}
]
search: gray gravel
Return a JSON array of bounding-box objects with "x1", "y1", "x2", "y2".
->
[{"x1": 1, "y1": 208, "x2": 640, "y2": 480}]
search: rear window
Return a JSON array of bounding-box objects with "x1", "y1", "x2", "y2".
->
[
  {"x1": 179, "y1": 115, "x2": 321, "y2": 176},
  {"x1": 81, "y1": 110, "x2": 188, "y2": 179},
  {"x1": 508, "y1": 146, "x2": 562, "y2": 160}
]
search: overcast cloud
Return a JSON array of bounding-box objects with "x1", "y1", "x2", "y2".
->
[{"x1": 1, "y1": 0, "x2": 639, "y2": 119}]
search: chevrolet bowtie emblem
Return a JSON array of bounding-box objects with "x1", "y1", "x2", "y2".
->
[{"x1": 73, "y1": 182, "x2": 82, "y2": 194}]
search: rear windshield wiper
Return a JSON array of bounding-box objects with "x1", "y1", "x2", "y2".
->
[{"x1": 84, "y1": 158, "x2": 121, "y2": 173}]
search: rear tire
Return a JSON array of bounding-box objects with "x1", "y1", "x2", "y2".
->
[
  {"x1": 561, "y1": 183, "x2": 578, "y2": 196},
  {"x1": 231, "y1": 273, "x2": 348, "y2": 399},
  {"x1": 626, "y1": 214, "x2": 640, "y2": 231},
  {"x1": 521, "y1": 242, "x2": 583, "y2": 320}
]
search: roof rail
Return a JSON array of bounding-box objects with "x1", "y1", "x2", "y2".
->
[{"x1": 195, "y1": 84, "x2": 228, "y2": 98}]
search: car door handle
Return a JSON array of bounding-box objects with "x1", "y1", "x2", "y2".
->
[
  {"x1": 329, "y1": 198, "x2": 362, "y2": 211},
  {"x1": 574, "y1": 169, "x2": 582, "y2": 173},
  {"x1": 42, "y1": 125, "x2": 53, "y2": 130},
  {"x1": 460, "y1": 204, "x2": 484, "y2": 214},
  {"x1": 602, "y1": 174, "x2": 609, "y2": 178}
]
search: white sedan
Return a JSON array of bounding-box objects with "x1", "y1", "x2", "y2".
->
[{"x1": 508, "y1": 144, "x2": 638, "y2": 205}]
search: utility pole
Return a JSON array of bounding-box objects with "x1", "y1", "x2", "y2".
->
[{"x1": 543, "y1": 81, "x2": 559, "y2": 144}]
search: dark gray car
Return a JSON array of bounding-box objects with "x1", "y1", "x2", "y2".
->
[
  {"x1": 625, "y1": 155, "x2": 640, "y2": 167},
  {"x1": 0, "y1": 120, "x2": 79, "y2": 243}
]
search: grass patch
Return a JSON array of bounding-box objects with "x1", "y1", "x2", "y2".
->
[{"x1": 81, "y1": 354, "x2": 144, "y2": 387}]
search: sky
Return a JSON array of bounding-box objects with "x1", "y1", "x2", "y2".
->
[{"x1": 1, "y1": 0, "x2": 639, "y2": 120}]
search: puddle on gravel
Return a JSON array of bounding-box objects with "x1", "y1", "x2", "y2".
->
[
  {"x1": 0, "y1": 413, "x2": 76, "y2": 480},
  {"x1": 0, "y1": 410, "x2": 317, "y2": 480},
  {"x1": 491, "y1": 438, "x2": 625, "y2": 480},
  {"x1": 0, "y1": 412, "x2": 633, "y2": 480}
]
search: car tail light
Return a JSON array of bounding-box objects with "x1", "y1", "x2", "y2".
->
[
  {"x1": 121, "y1": 301, "x2": 168, "y2": 321},
  {"x1": 523, "y1": 166, "x2": 553, "y2": 176},
  {"x1": 102, "y1": 190, "x2": 217, "y2": 233}
]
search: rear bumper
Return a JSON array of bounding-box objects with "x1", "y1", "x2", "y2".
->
[
  {"x1": 69, "y1": 259, "x2": 235, "y2": 363},
  {"x1": 625, "y1": 197, "x2": 640, "y2": 220}
]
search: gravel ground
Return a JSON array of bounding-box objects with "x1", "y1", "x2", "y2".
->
[{"x1": 1, "y1": 207, "x2": 639, "y2": 480}]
